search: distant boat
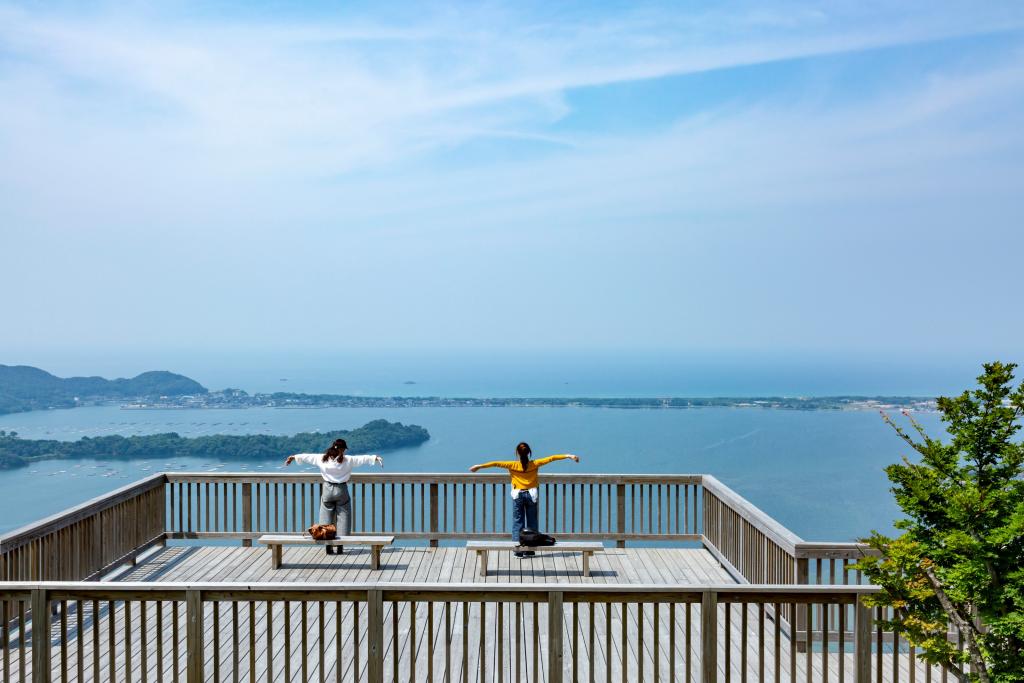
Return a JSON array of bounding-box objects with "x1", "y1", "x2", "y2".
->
[
  {"x1": 403, "y1": 380, "x2": 417, "y2": 385},
  {"x1": 280, "y1": 378, "x2": 288, "y2": 382}
]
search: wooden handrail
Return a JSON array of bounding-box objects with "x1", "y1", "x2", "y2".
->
[
  {"x1": 701, "y1": 474, "x2": 803, "y2": 552},
  {"x1": 0, "y1": 580, "x2": 885, "y2": 595},
  {"x1": 0, "y1": 473, "x2": 166, "y2": 552},
  {"x1": 793, "y1": 541, "x2": 877, "y2": 559},
  {"x1": 163, "y1": 472, "x2": 703, "y2": 484}
]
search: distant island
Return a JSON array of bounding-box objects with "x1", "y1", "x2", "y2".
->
[
  {"x1": 0, "y1": 419, "x2": 429, "y2": 470},
  {"x1": 0, "y1": 364, "x2": 205, "y2": 416},
  {"x1": 0, "y1": 364, "x2": 938, "y2": 416}
]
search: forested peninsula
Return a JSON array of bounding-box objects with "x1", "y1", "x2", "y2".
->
[{"x1": 0, "y1": 419, "x2": 429, "y2": 470}]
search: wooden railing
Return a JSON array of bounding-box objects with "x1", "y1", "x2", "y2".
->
[
  {"x1": 162, "y1": 473, "x2": 704, "y2": 547},
  {"x1": 0, "y1": 475, "x2": 166, "y2": 583},
  {"x1": 0, "y1": 471, "x2": 877, "y2": 590},
  {"x1": 0, "y1": 472, "x2": 967, "y2": 682},
  {"x1": 0, "y1": 581, "x2": 961, "y2": 683}
]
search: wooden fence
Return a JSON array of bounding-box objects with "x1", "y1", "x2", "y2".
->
[
  {"x1": 0, "y1": 581, "x2": 951, "y2": 683},
  {"x1": 0, "y1": 472, "x2": 960, "y2": 682},
  {"x1": 0, "y1": 475, "x2": 165, "y2": 583},
  {"x1": 161, "y1": 473, "x2": 705, "y2": 546}
]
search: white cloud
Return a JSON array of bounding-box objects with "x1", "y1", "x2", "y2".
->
[
  {"x1": 1, "y1": 1, "x2": 1023, "y2": 352},
  {"x1": 2, "y1": 0, "x2": 1022, "y2": 190}
]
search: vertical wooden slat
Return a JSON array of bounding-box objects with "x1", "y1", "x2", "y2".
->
[
  {"x1": 59, "y1": 600, "x2": 67, "y2": 683},
  {"x1": 615, "y1": 485, "x2": 626, "y2": 548},
  {"x1": 429, "y1": 483, "x2": 439, "y2": 548},
  {"x1": 462, "y1": 602, "x2": 469, "y2": 681},
  {"x1": 367, "y1": 591, "x2": 383, "y2": 683},
  {"x1": 265, "y1": 602, "x2": 273, "y2": 682},
  {"x1": 773, "y1": 602, "x2": 781, "y2": 683},
  {"x1": 284, "y1": 602, "x2": 291, "y2": 683},
  {"x1": 317, "y1": 602, "x2": 324, "y2": 683},
  {"x1": 478, "y1": 602, "x2": 486, "y2": 683},
  {"x1": 548, "y1": 592, "x2": 564, "y2": 683},
  {"x1": 702, "y1": 592, "x2": 718, "y2": 683},
  {"x1": 124, "y1": 601, "x2": 132, "y2": 683},
  {"x1": 392, "y1": 602, "x2": 399, "y2": 683},
  {"x1": 31, "y1": 590, "x2": 50, "y2": 683},
  {"x1": 445, "y1": 602, "x2": 452, "y2": 683},
  {"x1": 107, "y1": 601, "x2": 115, "y2": 683},
  {"x1": 173, "y1": 601, "x2": 181, "y2": 683},
  {"x1": 186, "y1": 590, "x2": 204, "y2": 683},
  {"x1": 605, "y1": 603, "x2": 612, "y2": 683},
  {"x1": 241, "y1": 483, "x2": 253, "y2": 547},
  {"x1": 589, "y1": 602, "x2": 596, "y2": 683},
  {"x1": 156, "y1": 601, "x2": 165, "y2": 683},
  {"x1": 334, "y1": 601, "x2": 342, "y2": 683},
  {"x1": 854, "y1": 597, "x2": 871, "y2": 683}
]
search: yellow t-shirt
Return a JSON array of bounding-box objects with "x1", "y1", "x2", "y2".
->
[{"x1": 476, "y1": 455, "x2": 572, "y2": 490}]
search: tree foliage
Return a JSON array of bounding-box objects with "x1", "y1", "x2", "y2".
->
[{"x1": 855, "y1": 362, "x2": 1024, "y2": 682}]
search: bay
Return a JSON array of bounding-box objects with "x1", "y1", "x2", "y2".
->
[{"x1": 0, "y1": 404, "x2": 939, "y2": 542}]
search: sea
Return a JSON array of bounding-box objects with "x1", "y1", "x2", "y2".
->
[{"x1": 0, "y1": 351, "x2": 985, "y2": 542}]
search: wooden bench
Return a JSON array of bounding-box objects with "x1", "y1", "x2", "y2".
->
[
  {"x1": 258, "y1": 534, "x2": 395, "y2": 570},
  {"x1": 466, "y1": 541, "x2": 605, "y2": 577}
]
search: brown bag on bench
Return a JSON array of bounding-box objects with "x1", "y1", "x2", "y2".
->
[{"x1": 308, "y1": 523, "x2": 337, "y2": 540}]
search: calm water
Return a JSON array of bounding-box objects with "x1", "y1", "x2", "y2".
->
[
  {"x1": 9, "y1": 349, "x2": 990, "y2": 397},
  {"x1": 0, "y1": 405, "x2": 943, "y2": 541}
]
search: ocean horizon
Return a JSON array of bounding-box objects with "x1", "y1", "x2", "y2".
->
[{"x1": 1, "y1": 350, "x2": 1002, "y2": 398}]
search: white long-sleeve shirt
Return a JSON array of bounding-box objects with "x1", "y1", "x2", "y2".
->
[{"x1": 291, "y1": 453, "x2": 379, "y2": 483}]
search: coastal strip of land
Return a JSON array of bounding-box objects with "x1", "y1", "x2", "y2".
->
[
  {"x1": 128, "y1": 391, "x2": 937, "y2": 412},
  {"x1": 0, "y1": 363, "x2": 937, "y2": 416}
]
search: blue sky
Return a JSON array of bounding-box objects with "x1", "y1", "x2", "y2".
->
[{"x1": 1, "y1": 1, "x2": 1023, "y2": 361}]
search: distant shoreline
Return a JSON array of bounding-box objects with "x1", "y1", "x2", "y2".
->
[
  {"x1": 117, "y1": 393, "x2": 938, "y2": 412},
  {"x1": 1, "y1": 363, "x2": 940, "y2": 416}
]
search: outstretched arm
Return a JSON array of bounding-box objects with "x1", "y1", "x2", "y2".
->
[
  {"x1": 469, "y1": 460, "x2": 515, "y2": 473},
  {"x1": 534, "y1": 454, "x2": 580, "y2": 467},
  {"x1": 347, "y1": 454, "x2": 384, "y2": 467},
  {"x1": 284, "y1": 453, "x2": 320, "y2": 466}
]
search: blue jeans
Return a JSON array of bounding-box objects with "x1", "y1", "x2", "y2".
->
[{"x1": 511, "y1": 491, "x2": 538, "y2": 543}]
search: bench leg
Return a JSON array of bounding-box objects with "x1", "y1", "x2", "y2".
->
[
  {"x1": 583, "y1": 551, "x2": 591, "y2": 577},
  {"x1": 271, "y1": 545, "x2": 282, "y2": 570},
  {"x1": 371, "y1": 545, "x2": 381, "y2": 571},
  {"x1": 478, "y1": 550, "x2": 488, "y2": 577}
]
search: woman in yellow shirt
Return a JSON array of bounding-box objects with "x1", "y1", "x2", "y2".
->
[{"x1": 469, "y1": 442, "x2": 580, "y2": 557}]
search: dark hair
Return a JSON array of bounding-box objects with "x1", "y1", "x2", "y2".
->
[
  {"x1": 322, "y1": 439, "x2": 348, "y2": 463},
  {"x1": 516, "y1": 442, "x2": 532, "y2": 470}
]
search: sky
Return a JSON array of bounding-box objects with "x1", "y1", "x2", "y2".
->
[{"x1": 1, "y1": 1, "x2": 1023, "y2": 365}]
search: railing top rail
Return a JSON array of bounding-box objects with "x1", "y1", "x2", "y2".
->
[
  {"x1": 163, "y1": 472, "x2": 704, "y2": 484},
  {"x1": 0, "y1": 580, "x2": 882, "y2": 595},
  {"x1": 0, "y1": 472, "x2": 166, "y2": 552},
  {"x1": 794, "y1": 541, "x2": 877, "y2": 559},
  {"x1": 701, "y1": 474, "x2": 804, "y2": 552}
]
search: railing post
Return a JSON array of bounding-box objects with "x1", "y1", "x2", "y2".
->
[
  {"x1": 31, "y1": 589, "x2": 51, "y2": 683},
  {"x1": 241, "y1": 483, "x2": 253, "y2": 547},
  {"x1": 367, "y1": 589, "x2": 384, "y2": 683},
  {"x1": 854, "y1": 595, "x2": 872, "y2": 683},
  {"x1": 548, "y1": 591, "x2": 564, "y2": 683},
  {"x1": 429, "y1": 483, "x2": 439, "y2": 548},
  {"x1": 701, "y1": 591, "x2": 718, "y2": 683},
  {"x1": 615, "y1": 484, "x2": 626, "y2": 548},
  {"x1": 186, "y1": 589, "x2": 204, "y2": 682},
  {"x1": 795, "y1": 558, "x2": 809, "y2": 651}
]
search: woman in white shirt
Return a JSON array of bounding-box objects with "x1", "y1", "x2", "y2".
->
[{"x1": 284, "y1": 438, "x2": 383, "y2": 554}]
